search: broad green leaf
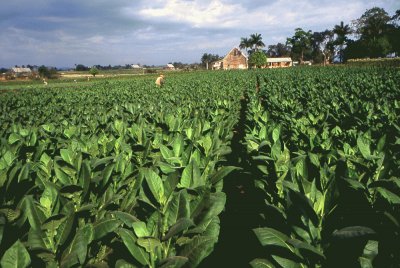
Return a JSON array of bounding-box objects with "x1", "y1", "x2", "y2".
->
[
  {"x1": 64, "y1": 126, "x2": 77, "y2": 138},
  {"x1": 359, "y1": 257, "x2": 373, "y2": 268},
  {"x1": 114, "y1": 120, "x2": 125, "y2": 135},
  {"x1": 158, "y1": 161, "x2": 176, "y2": 174},
  {"x1": 253, "y1": 227, "x2": 291, "y2": 248},
  {"x1": 27, "y1": 228, "x2": 46, "y2": 250},
  {"x1": 308, "y1": 152, "x2": 320, "y2": 167},
  {"x1": 192, "y1": 192, "x2": 226, "y2": 224},
  {"x1": 0, "y1": 240, "x2": 31, "y2": 268},
  {"x1": 144, "y1": 168, "x2": 165, "y2": 205},
  {"x1": 54, "y1": 162, "x2": 72, "y2": 185},
  {"x1": 102, "y1": 163, "x2": 115, "y2": 188},
  {"x1": 344, "y1": 178, "x2": 366, "y2": 191},
  {"x1": 21, "y1": 195, "x2": 45, "y2": 231},
  {"x1": 164, "y1": 171, "x2": 180, "y2": 198},
  {"x1": 180, "y1": 235, "x2": 217, "y2": 268},
  {"x1": 376, "y1": 188, "x2": 400, "y2": 205},
  {"x1": 250, "y1": 258, "x2": 275, "y2": 268},
  {"x1": 271, "y1": 255, "x2": 301, "y2": 268},
  {"x1": 357, "y1": 135, "x2": 371, "y2": 159},
  {"x1": 159, "y1": 256, "x2": 188, "y2": 268},
  {"x1": 42, "y1": 214, "x2": 66, "y2": 233},
  {"x1": 56, "y1": 212, "x2": 75, "y2": 246},
  {"x1": 179, "y1": 163, "x2": 192, "y2": 188},
  {"x1": 60, "y1": 149, "x2": 74, "y2": 165},
  {"x1": 61, "y1": 224, "x2": 94, "y2": 267},
  {"x1": 28, "y1": 131, "x2": 37, "y2": 146},
  {"x1": 19, "y1": 128, "x2": 29, "y2": 137},
  {"x1": 167, "y1": 190, "x2": 190, "y2": 227},
  {"x1": 271, "y1": 140, "x2": 281, "y2": 160},
  {"x1": 162, "y1": 218, "x2": 194, "y2": 241},
  {"x1": 203, "y1": 216, "x2": 221, "y2": 237},
  {"x1": 0, "y1": 208, "x2": 21, "y2": 223},
  {"x1": 377, "y1": 134, "x2": 386, "y2": 153},
  {"x1": 18, "y1": 163, "x2": 30, "y2": 182},
  {"x1": 40, "y1": 184, "x2": 58, "y2": 217},
  {"x1": 287, "y1": 238, "x2": 325, "y2": 259},
  {"x1": 295, "y1": 156, "x2": 308, "y2": 179},
  {"x1": 93, "y1": 156, "x2": 114, "y2": 169},
  {"x1": 41, "y1": 123, "x2": 55, "y2": 133},
  {"x1": 93, "y1": 219, "x2": 121, "y2": 240},
  {"x1": 132, "y1": 221, "x2": 149, "y2": 238},
  {"x1": 40, "y1": 152, "x2": 52, "y2": 168},
  {"x1": 113, "y1": 211, "x2": 139, "y2": 227},
  {"x1": 272, "y1": 126, "x2": 280, "y2": 143},
  {"x1": 200, "y1": 135, "x2": 213, "y2": 156},
  {"x1": 181, "y1": 160, "x2": 201, "y2": 188},
  {"x1": 2, "y1": 151, "x2": 16, "y2": 167},
  {"x1": 160, "y1": 144, "x2": 173, "y2": 159},
  {"x1": 119, "y1": 228, "x2": 150, "y2": 266},
  {"x1": 137, "y1": 237, "x2": 162, "y2": 253},
  {"x1": 8, "y1": 133, "x2": 21, "y2": 145},
  {"x1": 359, "y1": 240, "x2": 378, "y2": 268},
  {"x1": 332, "y1": 226, "x2": 375, "y2": 239},
  {"x1": 173, "y1": 135, "x2": 184, "y2": 157},
  {"x1": 210, "y1": 166, "x2": 240, "y2": 184}
]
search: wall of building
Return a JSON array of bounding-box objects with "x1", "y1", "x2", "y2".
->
[{"x1": 223, "y1": 48, "x2": 248, "y2": 70}]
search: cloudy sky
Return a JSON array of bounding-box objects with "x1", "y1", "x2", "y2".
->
[{"x1": 1, "y1": 0, "x2": 398, "y2": 67}]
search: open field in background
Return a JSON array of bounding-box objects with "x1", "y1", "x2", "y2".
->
[
  {"x1": 0, "y1": 68, "x2": 200, "y2": 91},
  {"x1": 1, "y1": 66, "x2": 400, "y2": 267}
]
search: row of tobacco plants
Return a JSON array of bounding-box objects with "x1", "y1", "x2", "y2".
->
[
  {"x1": 245, "y1": 67, "x2": 400, "y2": 267},
  {"x1": 0, "y1": 72, "x2": 251, "y2": 267}
]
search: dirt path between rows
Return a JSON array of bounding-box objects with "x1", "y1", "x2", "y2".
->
[{"x1": 199, "y1": 91, "x2": 264, "y2": 267}]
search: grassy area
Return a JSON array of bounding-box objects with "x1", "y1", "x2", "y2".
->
[{"x1": 0, "y1": 69, "x2": 198, "y2": 90}]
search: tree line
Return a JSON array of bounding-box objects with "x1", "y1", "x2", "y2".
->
[
  {"x1": 201, "y1": 7, "x2": 399, "y2": 67},
  {"x1": 260, "y1": 7, "x2": 399, "y2": 65}
]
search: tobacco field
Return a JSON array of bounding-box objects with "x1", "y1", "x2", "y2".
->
[{"x1": 1, "y1": 67, "x2": 400, "y2": 267}]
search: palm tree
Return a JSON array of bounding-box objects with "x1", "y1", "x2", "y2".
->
[
  {"x1": 333, "y1": 21, "x2": 352, "y2": 62},
  {"x1": 393, "y1": 9, "x2": 400, "y2": 21},
  {"x1": 249, "y1": 33, "x2": 265, "y2": 51},
  {"x1": 239, "y1": 37, "x2": 252, "y2": 54}
]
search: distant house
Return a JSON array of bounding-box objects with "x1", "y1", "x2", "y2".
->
[
  {"x1": 212, "y1": 61, "x2": 223, "y2": 70},
  {"x1": 292, "y1": 60, "x2": 311, "y2": 66},
  {"x1": 131, "y1": 64, "x2": 141, "y2": 69},
  {"x1": 11, "y1": 67, "x2": 32, "y2": 78},
  {"x1": 221, "y1": 47, "x2": 248, "y2": 70},
  {"x1": 266, "y1": 57, "x2": 293, "y2": 68},
  {"x1": 164, "y1": 64, "x2": 175, "y2": 70}
]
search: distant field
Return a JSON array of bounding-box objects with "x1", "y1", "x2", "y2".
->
[
  {"x1": 0, "y1": 70, "x2": 155, "y2": 90},
  {"x1": 0, "y1": 69, "x2": 204, "y2": 91}
]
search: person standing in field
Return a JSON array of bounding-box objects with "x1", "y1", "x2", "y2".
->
[{"x1": 155, "y1": 74, "x2": 165, "y2": 87}]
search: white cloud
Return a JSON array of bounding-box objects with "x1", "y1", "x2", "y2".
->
[
  {"x1": 132, "y1": 0, "x2": 369, "y2": 31},
  {"x1": 135, "y1": 0, "x2": 245, "y2": 28}
]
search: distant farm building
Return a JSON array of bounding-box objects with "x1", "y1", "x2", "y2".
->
[
  {"x1": 212, "y1": 61, "x2": 223, "y2": 70},
  {"x1": 266, "y1": 57, "x2": 293, "y2": 68},
  {"x1": 212, "y1": 47, "x2": 248, "y2": 70},
  {"x1": 131, "y1": 64, "x2": 141, "y2": 69},
  {"x1": 164, "y1": 64, "x2": 175, "y2": 70},
  {"x1": 11, "y1": 67, "x2": 32, "y2": 78}
]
